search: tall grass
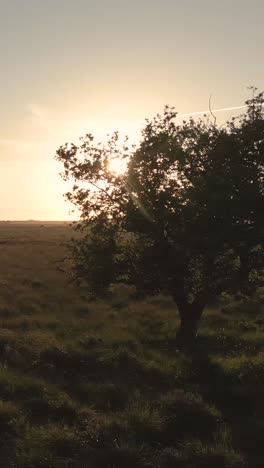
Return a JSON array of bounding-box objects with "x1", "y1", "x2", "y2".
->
[{"x1": 0, "y1": 224, "x2": 262, "y2": 467}]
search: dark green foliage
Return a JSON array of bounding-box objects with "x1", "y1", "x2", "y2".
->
[{"x1": 56, "y1": 91, "x2": 264, "y2": 340}]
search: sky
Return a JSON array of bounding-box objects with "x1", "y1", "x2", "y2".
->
[{"x1": 0, "y1": 0, "x2": 263, "y2": 220}]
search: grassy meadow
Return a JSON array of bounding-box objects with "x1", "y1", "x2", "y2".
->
[{"x1": 0, "y1": 222, "x2": 263, "y2": 467}]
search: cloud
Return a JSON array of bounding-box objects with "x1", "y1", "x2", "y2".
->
[
  {"x1": 26, "y1": 103, "x2": 64, "y2": 136},
  {"x1": 27, "y1": 103, "x2": 48, "y2": 121}
]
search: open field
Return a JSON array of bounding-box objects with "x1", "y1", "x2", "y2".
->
[{"x1": 0, "y1": 223, "x2": 263, "y2": 467}]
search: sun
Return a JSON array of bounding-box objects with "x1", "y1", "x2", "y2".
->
[{"x1": 107, "y1": 157, "x2": 127, "y2": 175}]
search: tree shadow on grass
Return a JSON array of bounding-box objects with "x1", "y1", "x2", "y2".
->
[{"x1": 189, "y1": 339, "x2": 264, "y2": 467}]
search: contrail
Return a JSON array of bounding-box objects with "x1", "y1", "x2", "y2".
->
[{"x1": 178, "y1": 105, "x2": 247, "y2": 118}]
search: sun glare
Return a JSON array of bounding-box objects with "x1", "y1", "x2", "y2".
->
[
  {"x1": 107, "y1": 157, "x2": 127, "y2": 175},
  {"x1": 64, "y1": 117, "x2": 139, "y2": 177}
]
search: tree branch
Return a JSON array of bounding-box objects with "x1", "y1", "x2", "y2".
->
[{"x1": 209, "y1": 94, "x2": 217, "y2": 126}]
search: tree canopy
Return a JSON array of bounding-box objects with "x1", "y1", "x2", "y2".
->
[{"x1": 56, "y1": 91, "x2": 264, "y2": 341}]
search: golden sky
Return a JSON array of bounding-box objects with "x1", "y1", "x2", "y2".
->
[{"x1": 1, "y1": 0, "x2": 263, "y2": 219}]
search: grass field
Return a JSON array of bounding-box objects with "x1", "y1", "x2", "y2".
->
[{"x1": 0, "y1": 223, "x2": 263, "y2": 467}]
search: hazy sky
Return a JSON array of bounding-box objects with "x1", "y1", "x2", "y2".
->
[{"x1": 0, "y1": 0, "x2": 263, "y2": 219}]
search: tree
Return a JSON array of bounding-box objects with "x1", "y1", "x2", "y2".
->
[{"x1": 55, "y1": 91, "x2": 264, "y2": 343}]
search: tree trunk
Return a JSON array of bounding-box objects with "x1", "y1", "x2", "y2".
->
[{"x1": 176, "y1": 299, "x2": 205, "y2": 346}]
